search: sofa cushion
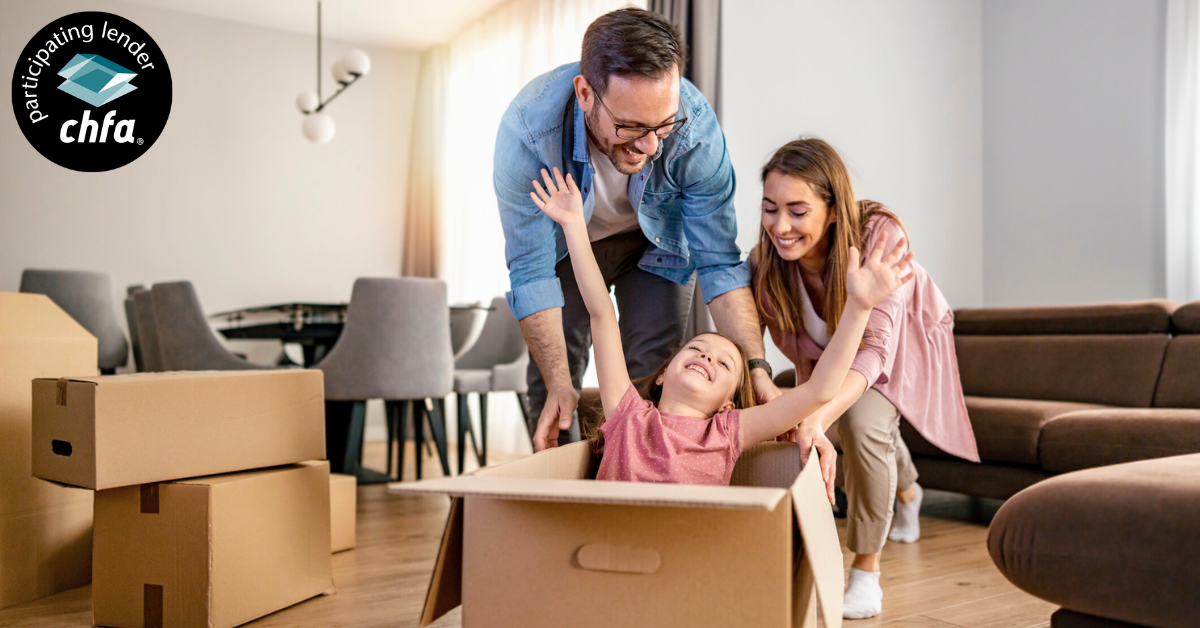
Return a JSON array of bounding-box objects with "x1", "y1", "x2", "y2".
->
[
  {"x1": 1172, "y1": 301, "x2": 1200, "y2": 334},
  {"x1": 988, "y1": 454, "x2": 1200, "y2": 628},
  {"x1": 1039, "y1": 408, "x2": 1200, "y2": 473},
  {"x1": 954, "y1": 301, "x2": 1174, "y2": 336},
  {"x1": 1153, "y1": 336, "x2": 1200, "y2": 409},
  {"x1": 955, "y1": 335, "x2": 1169, "y2": 407},
  {"x1": 901, "y1": 396, "x2": 1104, "y2": 465}
]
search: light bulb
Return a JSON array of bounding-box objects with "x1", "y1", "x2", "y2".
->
[
  {"x1": 296, "y1": 91, "x2": 319, "y2": 114},
  {"x1": 302, "y1": 113, "x2": 335, "y2": 144},
  {"x1": 343, "y1": 49, "x2": 371, "y2": 77},
  {"x1": 332, "y1": 59, "x2": 353, "y2": 85}
]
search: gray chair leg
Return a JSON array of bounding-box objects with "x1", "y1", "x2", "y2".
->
[
  {"x1": 344, "y1": 401, "x2": 367, "y2": 475},
  {"x1": 414, "y1": 401, "x2": 426, "y2": 480},
  {"x1": 397, "y1": 400, "x2": 409, "y2": 481},
  {"x1": 427, "y1": 398, "x2": 452, "y2": 477},
  {"x1": 385, "y1": 402, "x2": 395, "y2": 477},
  {"x1": 516, "y1": 392, "x2": 534, "y2": 449},
  {"x1": 386, "y1": 400, "x2": 410, "y2": 481},
  {"x1": 480, "y1": 393, "x2": 489, "y2": 467},
  {"x1": 456, "y1": 393, "x2": 470, "y2": 475}
]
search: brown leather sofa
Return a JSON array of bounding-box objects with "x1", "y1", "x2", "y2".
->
[
  {"x1": 911, "y1": 299, "x2": 1200, "y2": 498},
  {"x1": 772, "y1": 300, "x2": 1200, "y2": 500},
  {"x1": 988, "y1": 452, "x2": 1200, "y2": 628}
]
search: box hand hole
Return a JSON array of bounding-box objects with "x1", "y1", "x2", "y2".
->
[
  {"x1": 52, "y1": 440, "x2": 73, "y2": 457},
  {"x1": 576, "y1": 543, "x2": 661, "y2": 574}
]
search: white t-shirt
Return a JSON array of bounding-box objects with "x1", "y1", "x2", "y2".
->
[
  {"x1": 586, "y1": 143, "x2": 641, "y2": 242},
  {"x1": 799, "y1": 284, "x2": 831, "y2": 348}
]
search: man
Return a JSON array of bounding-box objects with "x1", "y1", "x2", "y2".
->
[{"x1": 496, "y1": 8, "x2": 773, "y2": 450}]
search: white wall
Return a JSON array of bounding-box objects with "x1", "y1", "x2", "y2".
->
[
  {"x1": 1, "y1": 0, "x2": 420, "y2": 320},
  {"x1": 982, "y1": 0, "x2": 1167, "y2": 305},
  {"x1": 722, "y1": 0, "x2": 985, "y2": 372}
]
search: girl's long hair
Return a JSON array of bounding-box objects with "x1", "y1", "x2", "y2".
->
[
  {"x1": 586, "y1": 332, "x2": 757, "y2": 455},
  {"x1": 753, "y1": 138, "x2": 905, "y2": 339}
]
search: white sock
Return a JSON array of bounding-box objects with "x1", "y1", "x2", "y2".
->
[
  {"x1": 888, "y1": 482, "x2": 923, "y2": 544},
  {"x1": 843, "y1": 567, "x2": 882, "y2": 619}
]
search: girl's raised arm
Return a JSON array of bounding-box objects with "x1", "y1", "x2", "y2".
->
[
  {"x1": 739, "y1": 233, "x2": 914, "y2": 446},
  {"x1": 531, "y1": 167, "x2": 632, "y2": 418}
]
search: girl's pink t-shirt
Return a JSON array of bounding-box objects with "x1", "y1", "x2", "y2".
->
[{"x1": 595, "y1": 384, "x2": 742, "y2": 486}]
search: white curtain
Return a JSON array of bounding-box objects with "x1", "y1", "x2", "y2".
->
[
  {"x1": 406, "y1": 0, "x2": 643, "y2": 456},
  {"x1": 435, "y1": 0, "x2": 645, "y2": 306},
  {"x1": 1167, "y1": 0, "x2": 1200, "y2": 303}
]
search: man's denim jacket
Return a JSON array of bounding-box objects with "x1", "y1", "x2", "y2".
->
[{"x1": 495, "y1": 62, "x2": 750, "y2": 321}]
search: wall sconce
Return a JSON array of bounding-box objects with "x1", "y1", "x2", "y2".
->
[{"x1": 296, "y1": 1, "x2": 371, "y2": 144}]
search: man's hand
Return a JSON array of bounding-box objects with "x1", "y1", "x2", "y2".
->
[
  {"x1": 797, "y1": 417, "x2": 837, "y2": 505},
  {"x1": 531, "y1": 384, "x2": 579, "y2": 451}
]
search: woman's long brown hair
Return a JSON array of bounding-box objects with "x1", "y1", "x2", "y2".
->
[{"x1": 753, "y1": 138, "x2": 905, "y2": 339}]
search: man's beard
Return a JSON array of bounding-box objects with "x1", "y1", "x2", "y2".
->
[{"x1": 586, "y1": 108, "x2": 649, "y2": 175}]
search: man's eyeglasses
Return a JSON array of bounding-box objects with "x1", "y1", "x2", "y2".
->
[{"x1": 594, "y1": 91, "x2": 687, "y2": 140}]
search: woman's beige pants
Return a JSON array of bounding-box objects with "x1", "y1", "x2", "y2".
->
[{"x1": 837, "y1": 388, "x2": 919, "y2": 555}]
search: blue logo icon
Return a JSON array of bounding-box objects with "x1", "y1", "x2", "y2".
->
[{"x1": 57, "y1": 53, "x2": 137, "y2": 107}]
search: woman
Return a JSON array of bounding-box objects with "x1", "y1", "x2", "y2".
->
[{"x1": 749, "y1": 138, "x2": 979, "y2": 620}]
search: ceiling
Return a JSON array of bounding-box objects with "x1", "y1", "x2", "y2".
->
[{"x1": 122, "y1": 0, "x2": 508, "y2": 50}]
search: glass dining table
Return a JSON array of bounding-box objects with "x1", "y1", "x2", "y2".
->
[{"x1": 209, "y1": 302, "x2": 490, "y2": 367}]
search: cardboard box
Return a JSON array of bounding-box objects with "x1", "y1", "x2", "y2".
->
[
  {"x1": 93, "y1": 461, "x2": 335, "y2": 628},
  {"x1": 330, "y1": 472, "x2": 357, "y2": 553},
  {"x1": 0, "y1": 292, "x2": 97, "y2": 609},
  {"x1": 32, "y1": 369, "x2": 326, "y2": 490},
  {"x1": 390, "y1": 441, "x2": 844, "y2": 628}
]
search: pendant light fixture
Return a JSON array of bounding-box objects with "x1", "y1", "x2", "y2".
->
[{"x1": 297, "y1": 1, "x2": 371, "y2": 144}]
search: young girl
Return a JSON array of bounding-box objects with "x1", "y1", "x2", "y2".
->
[{"x1": 530, "y1": 167, "x2": 913, "y2": 489}]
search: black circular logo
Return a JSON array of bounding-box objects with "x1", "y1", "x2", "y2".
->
[{"x1": 11, "y1": 12, "x2": 172, "y2": 172}]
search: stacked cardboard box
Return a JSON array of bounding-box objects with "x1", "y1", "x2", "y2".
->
[
  {"x1": 330, "y1": 473, "x2": 358, "y2": 553},
  {"x1": 0, "y1": 293, "x2": 96, "y2": 610},
  {"x1": 32, "y1": 369, "x2": 335, "y2": 628}
]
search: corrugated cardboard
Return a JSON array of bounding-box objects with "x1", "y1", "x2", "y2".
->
[
  {"x1": 390, "y1": 441, "x2": 843, "y2": 628},
  {"x1": 32, "y1": 369, "x2": 326, "y2": 490},
  {"x1": 0, "y1": 292, "x2": 97, "y2": 609},
  {"x1": 330, "y1": 473, "x2": 357, "y2": 553},
  {"x1": 92, "y1": 461, "x2": 335, "y2": 628}
]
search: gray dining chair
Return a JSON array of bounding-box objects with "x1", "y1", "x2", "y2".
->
[
  {"x1": 316, "y1": 277, "x2": 454, "y2": 483},
  {"x1": 453, "y1": 296, "x2": 530, "y2": 472},
  {"x1": 131, "y1": 289, "x2": 164, "y2": 372},
  {"x1": 150, "y1": 281, "x2": 267, "y2": 372},
  {"x1": 450, "y1": 301, "x2": 485, "y2": 359},
  {"x1": 124, "y1": 285, "x2": 146, "y2": 372},
  {"x1": 20, "y1": 269, "x2": 129, "y2": 374}
]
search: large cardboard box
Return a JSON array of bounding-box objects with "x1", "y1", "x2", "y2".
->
[
  {"x1": 0, "y1": 292, "x2": 97, "y2": 609},
  {"x1": 32, "y1": 369, "x2": 325, "y2": 490},
  {"x1": 390, "y1": 441, "x2": 844, "y2": 628},
  {"x1": 330, "y1": 472, "x2": 357, "y2": 553},
  {"x1": 92, "y1": 461, "x2": 334, "y2": 628}
]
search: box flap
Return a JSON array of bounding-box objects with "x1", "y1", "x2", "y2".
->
[
  {"x1": 791, "y1": 448, "x2": 843, "y2": 628},
  {"x1": 470, "y1": 441, "x2": 592, "y2": 479},
  {"x1": 420, "y1": 497, "x2": 463, "y2": 627},
  {"x1": 732, "y1": 441, "x2": 802, "y2": 488},
  {"x1": 0, "y1": 293, "x2": 94, "y2": 340},
  {"x1": 390, "y1": 475, "x2": 787, "y2": 510}
]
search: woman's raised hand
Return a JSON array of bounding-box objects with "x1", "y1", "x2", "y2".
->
[
  {"x1": 530, "y1": 167, "x2": 583, "y2": 226},
  {"x1": 845, "y1": 231, "x2": 915, "y2": 311}
]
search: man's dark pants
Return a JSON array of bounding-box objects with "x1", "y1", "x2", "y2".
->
[{"x1": 525, "y1": 229, "x2": 695, "y2": 443}]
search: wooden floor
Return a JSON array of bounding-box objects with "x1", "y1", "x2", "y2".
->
[{"x1": 0, "y1": 441, "x2": 1056, "y2": 628}]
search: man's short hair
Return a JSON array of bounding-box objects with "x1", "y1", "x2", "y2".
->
[{"x1": 581, "y1": 8, "x2": 685, "y2": 97}]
